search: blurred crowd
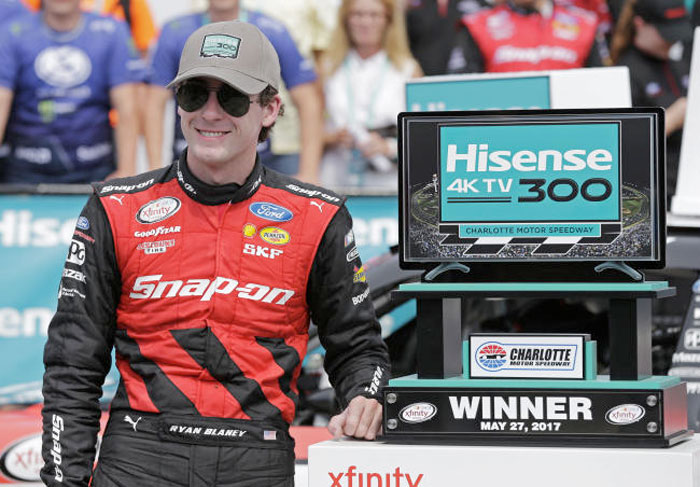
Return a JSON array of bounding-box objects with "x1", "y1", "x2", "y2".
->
[{"x1": 0, "y1": 0, "x2": 696, "y2": 199}]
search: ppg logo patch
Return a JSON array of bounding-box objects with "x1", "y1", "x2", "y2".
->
[{"x1": 201, "y1": 34, "x2": 240, "y2": 58}]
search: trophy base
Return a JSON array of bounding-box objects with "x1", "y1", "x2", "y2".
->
[
  {"x1": 380, "y1": 428, "x2": 694, "y2": 448},
  {"x1": 382, "y1": 376, "x2": 691, "y2": 448}
]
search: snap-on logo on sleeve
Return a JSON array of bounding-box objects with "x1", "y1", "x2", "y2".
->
[
  {"x1": 136, "y1": 197, "x2": 181, "y2": 224},
  {"x1": 249, "y1": 202, "x2": 293, "y2": 222}
]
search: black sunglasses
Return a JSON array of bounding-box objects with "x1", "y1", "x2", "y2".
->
[{"x1": 175, "y1": 81, "x2": 257, "y2": 117}]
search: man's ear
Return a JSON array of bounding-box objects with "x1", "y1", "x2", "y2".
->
[{"x1": 262, "y1": 94, "x2": 282, "y2": 128}]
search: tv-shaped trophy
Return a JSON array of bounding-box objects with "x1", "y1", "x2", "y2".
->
[{"x1": 383, "y1": 108, "x2": 692, "y2": 447}]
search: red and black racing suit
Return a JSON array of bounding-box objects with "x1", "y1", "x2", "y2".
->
[
  {"x1": 450, "y1": 1, "x2": 602, "y2": 73},
  {"x1": 40, "y1": 152, "x2": 390, "y2": 486}
]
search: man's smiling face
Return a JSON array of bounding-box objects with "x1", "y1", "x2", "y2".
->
[{"x1": 178, "y1": 78, "x2": 276, "y2": 176}]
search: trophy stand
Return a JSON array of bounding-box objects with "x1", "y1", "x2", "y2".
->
[{"x1": 382, "y1": 281, "x2": 694, "y2": 447}]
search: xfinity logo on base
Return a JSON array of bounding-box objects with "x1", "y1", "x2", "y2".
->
[
  {"x1": 0, "y1": 434, "x2": 42, "y2": 482},
  {"x1": 328, "y1": 466, "x2": 423, "y2": 487},
  {"x1": 136, "y1": 197, "x2": 181, "y2": 224},
  {"x1": 400, "y1": 403, "x2": 437, "y2": 424},
  {"x1": 605, "y1": 404, "x2": 645, "y2": 425},
  {"x1": 129, "y1": 275, "x2": 294, "y2": 305},
  {"x1": 249, "y1": 202, "x2": 293, "y2": 222}
]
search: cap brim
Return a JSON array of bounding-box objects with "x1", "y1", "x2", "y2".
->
[
  {"x1": 656, "y1": 19, "x2": 694, "y2": 43},
  {"x1": 166, "y1": 66, "x2": 268, "y2": 94}
]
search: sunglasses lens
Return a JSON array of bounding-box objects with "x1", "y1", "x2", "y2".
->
[
  {"x1": 176, "y1": 83, "x2": 209, "y2": 112},
  {"x1": 218, "y1": 85, "x2": 251, "y2": 117}
]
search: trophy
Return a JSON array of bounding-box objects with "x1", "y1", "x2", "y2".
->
[{"x1": 382, "y1": 108, "x2": 693, "y2": 447}]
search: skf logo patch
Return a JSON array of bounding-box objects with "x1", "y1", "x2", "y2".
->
[
  {"x1": 260, "y1": 227, "x2": 290, "y2": 245},
  {"x1": 200, "y1": 34, "x2": 240, "y2": 58},
  {"x1": 243, "y1": 243, "x2": 283, "y2": 259},
  {"x1": 243, "y1": 223, "x2": 257, "y2": 238}
]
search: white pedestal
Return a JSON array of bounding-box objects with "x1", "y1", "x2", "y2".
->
[{"x1": 308, "y1": 435, "x2": 700, "y2": 487}]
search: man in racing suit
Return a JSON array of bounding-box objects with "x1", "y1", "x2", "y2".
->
[
  {"x1": 449, "y1": 0, "x2": 604, "y2": 73},
  {"x1": 40, "y1": 20, "x2": 389, "y2": 487}
]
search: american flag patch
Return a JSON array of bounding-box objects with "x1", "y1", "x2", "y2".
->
[{"x1": 264, "y1": 430, "x2": 277, "y2": 441}]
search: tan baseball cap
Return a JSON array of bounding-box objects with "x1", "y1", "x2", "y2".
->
[{"x1": 166, "y1": 20, "x2": 281, "y2": 94}]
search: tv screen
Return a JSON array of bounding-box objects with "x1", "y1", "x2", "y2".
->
[{"x1": 398, "y1": 109, "x2": 665, "y2": 281}]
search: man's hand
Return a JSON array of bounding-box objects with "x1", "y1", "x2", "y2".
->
[{"x1": 328, "y1": 396, "x2": 382, "y2": 440}]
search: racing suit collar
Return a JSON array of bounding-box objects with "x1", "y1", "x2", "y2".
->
[
  {"x1": 175, "y1": 149, "x2": 264, "y2": 205},
  {"x1": 507, "y1": 0, "x2": 552, "y2": 17}
]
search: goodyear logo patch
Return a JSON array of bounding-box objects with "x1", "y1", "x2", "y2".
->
[
  {"x1": 201, "y1": 34, "x2": 240, "y2": 58},
  {"x1": 260, "y1": 227, "x2": 290, "y2": 245}
]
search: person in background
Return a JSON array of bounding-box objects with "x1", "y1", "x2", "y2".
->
[
  {"x1": 23, "y1": 0, "x2": 157, "y2": 55},
  {"x1": 404, "y1": 0, "x2": 497, "y2": 75},
  {"x1": 0, "y1": 0, "x2": 29, "y2": 27},
  {"x1": 321, "y1": 0, "x2": 422, "y2": 190},
  {"x1": 146, "y1": 0, "x2": 324, "y2": 183},
  {"x1": 449, "y1": 0, "x2": 603, "y2": 73},
  {"x1": 610, "y1": 0, "x2": 693, "y2": 203},
  {"x1": 0, "y1": 0, "x2": 141, "y2": 183},
  {"x1": 240, "y1": 0, "x2": 339, "y2": 185},
  {"x1": 40, "y1": 20, "x2": 389, "y2": 487}
]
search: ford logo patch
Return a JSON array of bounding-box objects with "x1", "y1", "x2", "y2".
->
[{"x1": 249, "y1": 202, "x2": 293, "y2": 222}]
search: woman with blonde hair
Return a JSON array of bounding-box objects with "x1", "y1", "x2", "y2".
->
[{"x1": 320, "y1": 0, "x2": 422, "y2": 189}]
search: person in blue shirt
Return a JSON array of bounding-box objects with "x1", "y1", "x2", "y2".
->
[
  {"x1": 145, "y1": 0, "x2": 324, "y2": 183},
  {"x1": 0, "y1": 0, "x2": 142, "y2": 184},
  {"x1": 0, "y1": 0, "x2": 30, "y2": 28}
]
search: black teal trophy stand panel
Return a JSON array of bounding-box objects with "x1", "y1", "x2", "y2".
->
[{"x1": 383, "y1": 282, "x2": 692, "y2": 447}]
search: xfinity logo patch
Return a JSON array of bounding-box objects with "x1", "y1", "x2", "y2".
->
[
  {"x1": 66, "y1": 239, "x2": 85, "y2": 265},
  {"x1": 400, "y1": 403, "x2": 437, "y2": 424},
  {"x1": 249, "y1": 202, "x2": 293, "y2": 222},
  {"x1": 136, "y1": 197, "x2": 181, "y2": 224},
  {"x1": 605, "y1": 404, "x2": 645, "y2": 425}
]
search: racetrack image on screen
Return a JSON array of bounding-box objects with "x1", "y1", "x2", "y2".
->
[{"x1": 399, "y1": 110, "x2": 664, "y2": 269}]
